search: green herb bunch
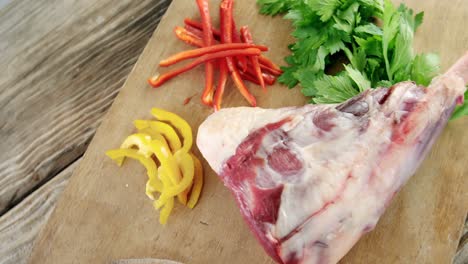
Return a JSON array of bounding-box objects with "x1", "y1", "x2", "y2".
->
[{"x1": 258, "y1": 0, "x2": 467, "y2": 119}]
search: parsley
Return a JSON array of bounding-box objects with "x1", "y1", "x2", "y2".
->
[
  {"x1": 257, "y1": 0, "x2": 297, "y2": 16},
  {"x1": 258, "y1": 0, "x2": 466, "y2": 119}
]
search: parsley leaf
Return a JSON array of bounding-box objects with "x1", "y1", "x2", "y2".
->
[
  {"x1": 382, "y1": 0, "x2": 400, "y2": 82},
  {"x1": 411, "y1": 53, "x2": 440, "y2": 86},
  {"x1": 344, "y1": 64, "x2": 371, "y2": 92},
  {"x1": 308, "y1": 0, "x2": 342, "y2": 22},
  {"x1": 310, "y1": 73, "x2": 359, "y2": 103},
  {"x1": 257, "y1": 0, "x2": 296, "y2": 16}
]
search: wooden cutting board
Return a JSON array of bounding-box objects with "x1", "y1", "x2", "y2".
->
[{"x1": 29, "y1": 0, "x2": 468, "y2": 263}]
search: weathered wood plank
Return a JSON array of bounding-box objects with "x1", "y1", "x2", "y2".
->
[
  {"x1": 455, "y1": 218, "x2": 468, "y2": 264},
  {"x1": 0, "y1": 0, "x2": 171, "y2": 214},
  {"x1": 0, "y1": 160, "x2": 78, "y2": 264}
]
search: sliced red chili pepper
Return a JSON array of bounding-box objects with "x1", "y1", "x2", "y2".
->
[
  {"x1": 159, "y1": 43, "x2": 268, "y2": 67},
  {"x1": 201, "y1": 63, "x2": 214, "y2": 106},
  {"x1": 237, "y1": 59, "x2": 276, "y2": 85},
  {"x1": 184, "y1": 24, "x2": 204, "y2": 39},
  {"x1": 213, "y1": 60, "x2": 229, "y2": 111},
  {"x1": 196, "y1": 0, "x2": 215, "y2": 47},
  {"x1": 220, "y1": 0, "x2": 256, "y2": 106},
  {"x1": 184, "y1": 18, "x2": 221, "y2": 40},
  {"x1": 240, "y1": 69, "x2": 276, "y2": 86},
  {"x1": 196, "y1": 0, "x2": 216, "y2": 106},
  {"x1": 250, "y1": 56, "x2": 264, "y2": 89},
  {"x1": 220, "y1": 0, "x2": 233, "y2": 43},
  {"x1": 148, "y1": 48, "x2": 262, "y2": 88},
  {"x1": 261, "y1": 72, "x2": 277, "y2": 85},
  {"x1": 259, "y1": 55, "x2": 283, "y2": 75},
  {"x1": 239, "y1": 71, "x2": 260, "y2": 85},
  {"x1": 260, "y1": 63, "x2": 283, "y2": 76},
  {"x1": 231, "y1": 69, "x2": 257, "y2": 106},
  {"x1": 174, "y1": 26, "x2": 204, "y2": 48},
  {"x1": 232, "y1": 20, "x2": 248, "y2": 72},
  {"x1": 240, "y1": 26, "x2": 265, "y2": 91}
]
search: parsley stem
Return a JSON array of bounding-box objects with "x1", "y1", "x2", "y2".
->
[{"x1": 384, "y1": 52, "x2": 393, "y2": 83}]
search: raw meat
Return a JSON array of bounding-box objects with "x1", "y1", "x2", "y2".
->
[{"x1": 196, "y1": 53, "x2": 468, "y2": 264}]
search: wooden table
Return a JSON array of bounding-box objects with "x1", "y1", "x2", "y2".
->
[{"x1": 0, "y1": 0, "x2": 466, "y2": 263}]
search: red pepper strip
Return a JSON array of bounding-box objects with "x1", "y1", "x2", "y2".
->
[
  {"x1": 174, "y1": 26, "x2": 204, "y2": 48},
  {"x1": 148, "y1": 48, "x2": 262, "y2": 88},
  {"x1": 231, "y1": 69, "x2": 257, "y2": 106},
  {"x1": 250, "y1": 57, "x2": 264, "y2": 89},
  {"x1": 176, "y1": 26, "x2": 281, "y2": 78},
  {"x1": 178, "y1": 24, "x2": 283, "y2": 77},
  {"x1": 219, "y1": 0, "x2": 233, "y2": 43},
  {"x1": 231, "y1": 20, "x2": 248, "y2": 72},
  {"x1": 239, "y1": 71, "x2": 260, "y2": 85},
  {"x1": 261, "y1": 72, "x2": 277, "y2": 85},
  {"x1": 240, "y1": 70, "x2": 276, "y2": 86},
  {"x1": 184, "y1": 18, "x2": 221, "y2": 40},
  {"x1": 213, "y1": 60, "x2": 229, "y2": 111},
  {"x1": 184, "y1": 24, "x2": 204, "y2": 39},
  {"x1": 159, "y1": 43, "x2": 268, "y2": 67},
  {"x1": 260, "y1": 63, "x2": 283, "y2": 76},
  {"x1": 174, "y1": 29, "x2": 204, "y2": 48},
  {"x1": 201, "y1": 63, "x2": 214, "y2": 105},
  {"x1": 240, "y1": 26, "x2": 265, "y2": 91},
  {"x1": 196, "y1": 0, "x2": 216, "y2": 106},
  {"x1": 237, "y1": 60, "x2": 276, "y2": 85},
  {"x1": 259, "y1": 55, "x2": 283, "y2": 75},
  {"x1": 220, "y1": 0, "x2": 256, "y2": 106}
]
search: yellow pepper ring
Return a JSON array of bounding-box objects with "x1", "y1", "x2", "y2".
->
[
  {"x1": 154, "y1": 152, "x2": 194, "y2": 209},
  {"x1": 159, "y1": 197, "x2": 174, "y2": 225},
  {"x1": 105, "y1": 149, "x2": 163, "y2": 193},
  {"x1": 159, "y1": 196, "x2": 174, "y2": 225},
  {"x1": 187, "y1": 153, "x2": 204, "y2": 209},
  {"x1": 151, "y1": 108, "x2": 193, "y2": 154},
  {"x1": 106, "y1": 108, "x2": 204, "y2": 225},
  {"x1": 135, "y1": 128, "x2": 177, "y2": 201},
  {"x1": 115, "y1": 133, "x2": 153, "y2": 165},
  {"x1": 149, "y1": 140, "x2": 187, "y2": 205},
  {"x1": 134, "y1": 120, "x2": 182, "y2": 152},
  {"x1": 155, "y1": 166, "x2": 174, "y2": 225},
  {"x1": 174, "y1": 151, "x2": 192, "y2": 205},
  {"x1": 137, "y1": 127, "x2": 170, "y2": 151}
]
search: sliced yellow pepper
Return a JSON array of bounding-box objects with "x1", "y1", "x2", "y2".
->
[
  {"x1": 151, "y1": 108, "x2": 193, "y2": 154},
  {"x1": 155, "y1": 166, "x2": 174, "y2": 225},
  {"x1": 115, "y1": 133, "x2": 153, "y2": 166},
  {"x1": 187, "y1": 153, "x2": 204, "y2": 209},
  {"x1": 146, "y1": 176, "x2": 161, "y2": 200},
  {"x1": 106, "y1": 108, "x2": 204, "y2": 225},
  {"x1": 154, "y1": 152, "x2": 194, "y2": 209},
  {"x1": 137, "y1": 127, "x2": 170, "y2": 151},
  {"x1": 134, "y1": 120, "x2": 182, "y2": 152},
  {"x1": 148, "y1": 140, "x2": 187, "y2": 205},
  {"x1": 158, "y1": 196, "x2": 174, "y2": 225},
  {"x1": 106, "y1": 149, "x2": 163, "y2": 194}
]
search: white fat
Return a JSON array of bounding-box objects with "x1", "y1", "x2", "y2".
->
[{"x1": 197, "y1": 106, "x2": 306, "y2": 173}]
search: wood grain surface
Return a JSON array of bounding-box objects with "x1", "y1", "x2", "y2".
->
[
  {"x1": 0, "y1": 160, "x2": 79, "y2": 264},
  {"x1": 455, "y1": 219, "x2": 468, "y2": 264},
  {"x1": 25, "y1": 0, "x2": 467, "y2": 263},
  {"x1": 0, "y1": 0, "x2": 171, "y2": 214}
]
